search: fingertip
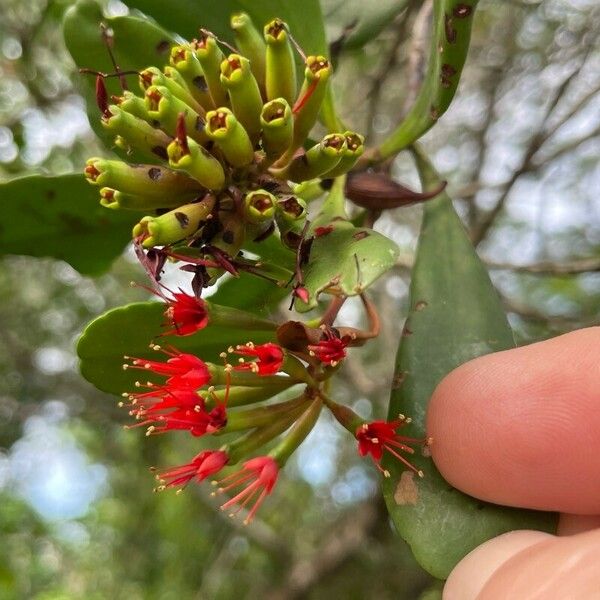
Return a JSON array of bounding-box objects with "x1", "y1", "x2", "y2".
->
[
  {"x1": 443, "y1": 530, "x2": 552, "y2": 600},
  {"x1": 426, "y1": 327, "x2": 600, "y2": 513}
]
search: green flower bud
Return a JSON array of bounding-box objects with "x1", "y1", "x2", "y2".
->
[
  {"x1": 264, "y1": 19, "x2": 296, "y2": 105},
  {"x1": 205, "y1": 107, "x2": 254, "y2": 167},
  {"x1": 275, "y1": 196, "x2": 307, "y2": 249},
  {"x1": 132, "y1": 196, "x2": 216, "y2": 249},
  {"x1": 219, "y1": 54, "x2": 263, "y2": 140},
  {"x1": 321, "y1": 131, "x2": 365, "y2": 177},
  {"x1": 167, "y1": 134, "x2": 225, "y2": 191},
  {"x1": 244, "y1": 189, "x2": 276, "y2": 224},
  {"x1": 99, "y1": 187, "x2": 192, "y2": 211},
  {"x1": 272, "y1": 133, "x2": 346, "y2": 183},
  {"x1": 139, "y1": 66, "x2": 202, "y2": 115},
  {"x1": 112, "y1": 91, "x2": 148, "y2": 119},
  {"x1": 85, "y1": 158, "x2": 201, "y2": 197},
  {"x1": 192, "y1": 33, "x2": 229, "y2": 108},
  {"x1": 169, "y1": 44, "x2": 215, "y2": 110},
  {"x1": 243, "y1": 189, "x2": 277, "y2": 240},
  {"x1": 101, "y1": 105, "x2": 171, "y2": 161},
  {"x1": 260, "y1": 98, "x2": 293, "y2": 159},
  {"x1": 230, "y1": 12, "x2": 266, "y2": 88},
  {"x1": 282, "y1": 56, "x2": 331, "y2": 161},
  {"x1": 144, "y1": 85, "x2": 207, "y2": 145}
]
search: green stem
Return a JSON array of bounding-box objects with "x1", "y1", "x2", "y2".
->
[
  {"x1": 217, "y1": 394, "x2": 309, "y2": 433},
  {"x1": 224, "y1": 406, "x2": 305, "y2": 464},
  {"x1": 368, "y1": 0, "x2": 479, "y2": 163},
  {"x1": 321, "y1": 393, "x2": 364, "y2": 434},
  {"x1": 270, "y1": 396, "x2": 323, "y2": 465}
]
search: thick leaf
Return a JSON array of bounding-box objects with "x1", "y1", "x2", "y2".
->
[
  {"x1": 382, "y1": 149, "x2": 557, "y2": 579},
  {"x1": 210, "y1": 273, "x2": 289, "y2": 315},
  {"x1": 123, "y1": 0, "x2": 327, "y2": 55},
  {"x1": 295, "y1": 221, "x2": 399, "y2": 312},
  {"x1": 328, "y1": 0, "x2": 409, "y2": 50},
  {"x1": 376, "y1": 0, "x2": 479, "y2": 160},
  {"x1": 0, "y1": 174, "x2": 131, "y2": 275},
  {"x1": 63, "y1": 0, "x2": 178, "y2": 146},
  {"x1": 77, "y1": 301, "x2": 277, "y2": 394}
]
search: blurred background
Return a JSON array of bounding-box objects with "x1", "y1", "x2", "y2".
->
[{"x1": 0, "y1": 0, "x2": 598, "y2": 597}]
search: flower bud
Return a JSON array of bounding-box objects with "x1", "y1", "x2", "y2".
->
[
  {"x1": 99, "y1": 187, "x2": 192, "y2": 211},
  {"x1": 272, "y1": 133, "x2": 346, "y2": 183},
  {"x1": 132, "y1": 196, "x2": 216, "y2": 248},
  {"x1": 230, "y1": 12, "x2": 266, "y2": 88},
  {"x1": 167, "y1": 134, "x2": 225, "y2": 191},
  {"x1": 169, "y1": 44, "x2": 215, "y2": 110},
  {"x1": 264, "y1": 19, "x2": 296, "y2": 105},
  {"x1": 243, "y1": 189, "x2": 276, "y2": 240},
  {"x1": 192, "y1": 33, "x2": 229, "y2": 108},
  {"x1": 205, "y1": 107, "x2": 254, "y2": 167},
  {"x1": 283, "y1": 56, "x2": 331, "y2": 161},
  {"x1": 85, "y1": 158, "x2": 201, "y2": 197},
  {"x1": 101, "y1": 105, "x2": 171, "y2": 161},
  {"x1": 322, "y1": 131, "x2": 365, "y2": 177},
  {"x1": 145, "y1": 85, "x2": 208, "y2": 145},
  {"x1": 139, "y1": 66, "x2": 202, "y2": 115},
  {"x1": 260, "y1": 98, "x2": 293, "y2": 159},
  {"x1": 220, "y1": 54, "x2": 263, "y2": 140},
  {"x1": 275, "y1": 196, "x2": 307, "y2": 249},
  {"x1": 112, "y1": 90, "x2": 148, "y2": 119},
  {"x1": 244, "y1": 190, "x2": 276, "y2": 224}
]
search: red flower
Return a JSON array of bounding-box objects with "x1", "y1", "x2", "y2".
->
[
  {"x1": 164, "y1": 292, "x2": 209, "y2": 336},
  {"x1": 308, "y1": 333, "x2": 348, "y2": 366},
  {"x1": 155, "y1": 450, "x2": 228, "y2": 490},
  {"x1": 356, "y1": 418, "x2": 423, "y2": 478},
  {"x1": 215, "y1": 456, "x2": 279, "y2": 524},
  {"x1": 126, "y1": 386, "x2": 204, "y2": 417},
  {"x1": 232, "y1": 342, "x2": 284, "y2": 375},
  {"x1": 124, "y1": 347, "x2": 211, "y2": 389},
  {"x1": 144, "y1": 404, "x2": 226, "y2": 437}
]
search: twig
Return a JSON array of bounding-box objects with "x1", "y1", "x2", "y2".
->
[
  {"x1": 395, "y1": 255, "x2": 600, "y2": 275},
  {"x1": 364, "y1": 2, "x2": 416, "y2": 140},
  {"x1": 470, "y1": 40, "x2": 596, "y2": 246},
  {"x1": 265, "y1": 500, "x2": 379, "y2": 600}
]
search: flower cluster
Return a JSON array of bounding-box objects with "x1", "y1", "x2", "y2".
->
[
  {"x1": 89, "y1": 12, "x2": 428, "y2": 525},
  {"x1": 117, "y1": 295, "x2": 427, "y2": 524},
  {"x1": 84, "y1": 13, "x2": 366, "y2": 296}
]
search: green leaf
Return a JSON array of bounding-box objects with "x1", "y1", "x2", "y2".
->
[
  {"x1": 382, "y1": 148, "x2": 557, "y2": 579},
  {"x1": 63, "y1": 0, "x2": 178, "y2": 146},
  {"x1": 376, "y1": 1, "x2": 479, "y2": 160},
  {"x1": 123, "y1": 0, "x2": 327, "y2": 55},
  {"x1": 295, "y1": 221, "x2": 399, "y2": 313},
  {"x1": 209, "y1": 274, "x2": 289, "y2": 315},
  {"x1": 329, "y1": 0, "x2": 410, "y2": 50},
  {"x1": 0, "y1": 174, "x2": 132, "y2": 275},
  {"x1": 77, "y1": 301, "x2": 277, "y2": 394}
]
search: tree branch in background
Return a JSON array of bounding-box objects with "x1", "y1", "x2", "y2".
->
[
  {"x1": 266, "y1": 500, "x2": 380, "y2": 600},
  {"x1": 470, "y1": 39, "x2": 597, "y2": 246},
  {"x1": 365, "y1": 4, "x2": 417, "y2": 141}
]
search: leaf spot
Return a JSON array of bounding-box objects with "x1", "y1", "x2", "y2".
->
[
  {"x1": 453, "y1": 4, "x2": 473, "y2": 18},
  {"x1": 394, "y1": 471, "x2": 419, "y2": 505},
  {"x1": 148, "y1": 167, "x2": 162, "y2": 181},
  {"x1": 174, "y1": 212, "x2": 189, "y2": 228},
  {"x1": 414, "y1": 300, "x2": 428, "y2": 311},
  {"x1": 392, "y1": 371, "x2": 407, "y2": 389},
  {"x1": 156, "y1": 40, "x2": 171, "y2": 54}
]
